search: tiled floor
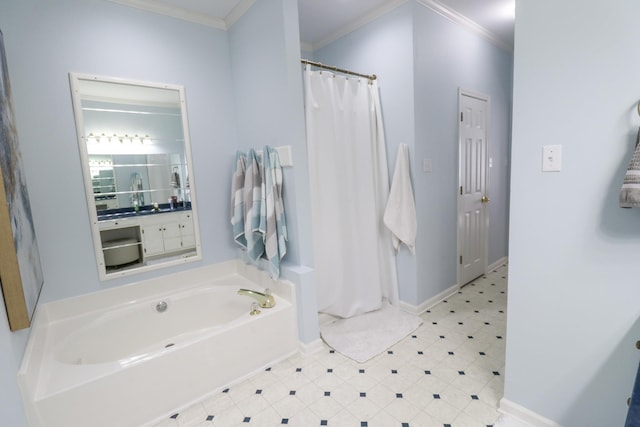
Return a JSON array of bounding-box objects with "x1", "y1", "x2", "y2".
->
[{"x1": 154, "y1": 263, "x2": 508, "y2": 427}]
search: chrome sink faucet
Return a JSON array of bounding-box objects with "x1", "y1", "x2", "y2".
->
[{"x1": 238, "y1": 288, "x2": 276, "y2": 308}]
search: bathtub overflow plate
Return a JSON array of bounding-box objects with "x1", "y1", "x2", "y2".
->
[{"x1": 156, "y1": 301, "x2": 168, "y2": 313}]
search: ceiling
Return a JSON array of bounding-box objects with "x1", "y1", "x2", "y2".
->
[{"x1": 109, "y1": 0, "x2": 515, "y2": 50}]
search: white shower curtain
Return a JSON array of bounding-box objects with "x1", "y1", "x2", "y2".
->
[{"x1": 304, "y1": 66, "x2": 398, "y2": 318}]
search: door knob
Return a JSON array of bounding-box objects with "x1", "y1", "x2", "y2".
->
[{"x1": 481, "y1": 196, "x2": 490, "y2": 203}]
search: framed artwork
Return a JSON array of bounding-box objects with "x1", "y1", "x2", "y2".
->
[{"x1": 0, "y1": 29, "x2": 44, "y2": 331}]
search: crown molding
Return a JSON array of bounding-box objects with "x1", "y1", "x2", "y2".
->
[
  {"x1": 107, "y1": 0, "x2": 227, "y2": 29},
  {"x1": 416, "y1": 0, "x2": 513, "y2": 52},
  {"x1": 225, "y1": 0, "x2": 256, "y2": 29},
  {"x1": 310, "y1": 0, "x2": 408, "y2": 52}
]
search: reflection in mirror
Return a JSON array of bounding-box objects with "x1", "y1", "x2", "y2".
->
[{"x1": 70, "y1": 74, "x2": 201, "y2": 280}]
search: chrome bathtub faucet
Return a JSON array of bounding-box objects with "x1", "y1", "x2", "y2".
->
[{"x1": 237, "y1": 288, "x2": 276, "y2": 308}]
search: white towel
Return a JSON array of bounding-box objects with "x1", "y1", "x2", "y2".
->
[{"x1": 384, "y1": 144, "x2": 417, "y2": 254}]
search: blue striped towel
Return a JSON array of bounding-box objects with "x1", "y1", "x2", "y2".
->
[
  {"x1": 620, "y1": 127, "x2": 640, "y2": 208},
  {"x1": 230, "y1": 151, "x2": 247, "y2": 248},
  {"x1": 243, "y1": 149, "x2": 265, "y2": 262},
  {"x1": 260, "y1": 146, "x2": 288, "y2": 279}
]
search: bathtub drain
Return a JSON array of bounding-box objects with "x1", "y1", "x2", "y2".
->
[{"x1": 156, "y1": 301, "x2": 168, "y2": 313}]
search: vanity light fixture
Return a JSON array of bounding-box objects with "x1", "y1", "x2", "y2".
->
[{"x1": 89, "y1": 132, "x2": 151, "y2": 145}]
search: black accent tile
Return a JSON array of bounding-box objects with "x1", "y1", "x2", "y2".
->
[
  {"x1": 425, "y1": 370, "x2": 431, "y2": 375},
  {"x1": 474, "y1": 310, "x2": 480, "y2": 313},
  {"x1": 493, "y1": 371, "x2": 501, "y2": 376},
  {"x1": 243, "y1": 417, "x2": 251, "y2": 423},
  {"x1": 479, "y1": 352, "x2": 486, "y2": 356},
  {"x1": 448, "y1": 352, "x2": 454, "y2": 355},
  {"x1": 289, "y1": 390, "x2": 296, "y2": 395},
  {"x1": 489, "y1": 300, "x2": 494, "y2": 303},
  {"x1": 458, "y1": 371, "x2": 466, "y2": 375},
  {"x1": 324, "y1": 391, "x2": 331, "y2": 396},
  {"x1": 412, "y1": 335, "x2": 417, "y2": 338},
  {"x1": 223, "y1": 388, "x2": 230, "y2": 393},
  {"x1": 402, "y1": 424, "x2": 410, "y2": 427},
  {"x1": 391, "y1": 369, "x2": 398, "y2": 374},
  {"x1": 468, "y1": 336, "x2": 474, "y2": 339},
  {"x1": 418, "y1": 351, "x2": 424, "y2": 355},
  {"x1": 256, "y1": 389, "x2": 262, "y2": 394},
  {"x1": 296, "y1": 368, "x2": 302, "y2": 372},
  {"x1": 396, "y1": 393, "x2": 403, "y2": 398},
  {"x1": 265, "y1": 367, "x2": 272, "y2": 371},
  {"x1": 281, "y1": 419, "x2": 289, "y2": 425},
  {"x1": 496, "y1": 336, "x2": 503, "y2": 339},
  {"x1": 445, "y1": 424, "x2": 452, "y2": 427},
  {"x1": 433, "y1": 394, "x2": 440, "y2": 399},
  {"x1": 321, "y1": 420, "x2": 328, "y2": 426},
  {"x1": 449, "y1": 310, "x2": 455, "y2": 313},
  {"x1": 327, "y1": 368, "x2": 333, "y2": 373},
  {"x1": 458, "y1": 322, "x2": 464, "y2": 325},
  {"x1": 170, "y1": 413, "x2": 179, "y2": 419},
  {"x1": 388, "y1": 350, "x2": 394, "y2": 354},
  {"x1": 360, "y1": 392, "x2": 367, "y2": 397},
  {"x1": 432, "y1": 322, "x2": 438, "y2": 325},
  {"x1": 359, "y1": 369, "x2": 365, "y2": 374},
  {"x1": 206, "y1": 415, "x2": 214, "y2": 421},
  {"x1": 361, "y1": 422, "x2": 368, "y2": 427},
  {"x1": 484, "y1": 322, "x2": 490, "y2": 325},
  {"x1": 439, "y1": 335, "x2": 446, "y2": 339},
  {"x1": 471, "y1": 395, "x2": 479, "y2": 400},
  {"x1": 479, "y1": 291, "x2": 484, "y2": 294},
  {"x1": 329, "y1": 350, "x2": 335, "y2": 353}
]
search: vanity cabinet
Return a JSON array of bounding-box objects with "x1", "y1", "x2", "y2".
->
[
  {"x1": 141, "y1": 212, "x2": 195, "y2": 258},
  {"x1": 97, "y1": 211, "x2": 196, "y2": 270}
]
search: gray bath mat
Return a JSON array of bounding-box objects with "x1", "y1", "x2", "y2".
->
[{"x1": 320, "y1": 302, "x2": 423, "y2": 363}]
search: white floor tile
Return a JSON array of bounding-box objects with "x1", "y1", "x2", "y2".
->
[{"x1": 154, "y1": 264, "x2": 509, "y2": 427}]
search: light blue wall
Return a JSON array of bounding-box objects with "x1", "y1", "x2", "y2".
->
[
  {"x1": 505, "y1": 0, "x2": 640, "y2": 425},
  {"x1": 413, "y1": 3, "x2": 513, "y2": 303},
  {"x1": 0, "y1": 0, "x2": 238, "y2": 423},
  {"x1": 228, "y1": 0, "x2": 318, "y2": 343},
  {"x1": 314, "y1": 1, "x2": 512, "y2": 306}
]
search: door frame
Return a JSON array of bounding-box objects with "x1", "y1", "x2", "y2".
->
[{"x1": 457, "y1": 88, "x2": 490, "y2": 287}]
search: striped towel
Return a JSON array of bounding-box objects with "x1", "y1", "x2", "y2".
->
[
  {"x1": 260, "y1": 146, "x2": 288, "y2": 279},
  {"x1": 620, "y1": 127, "x2": 640, "y2": 208},
  {"x1": 243, "y1": 149, "x2": 265, "y2": 262},
  {"x1": 230, "y1": 151, "x2": 247, "y2": 248}
]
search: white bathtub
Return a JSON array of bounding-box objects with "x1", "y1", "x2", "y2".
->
[{"x1": 18, "y1": 260, "x2": 298, "y2": 427}]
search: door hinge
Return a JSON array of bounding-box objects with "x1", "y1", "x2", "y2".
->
[
  {"x1": 460, "y1": 112, "x2": 463, "y2": 122},
  {"x1": 459, "y1": 186, "x2": 463, "y2": 195},
  {"x1": 459, "y1": 255, "x2": 462, "y2": 265}
]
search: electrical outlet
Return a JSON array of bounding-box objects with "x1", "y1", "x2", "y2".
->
[{"x1": 542, "y1": 145, "x2": 562, "y2": 172}]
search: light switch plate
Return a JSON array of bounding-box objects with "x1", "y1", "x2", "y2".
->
[
  {"x1": 542, "y1": 145, "x2": 562, "y2": 172},
  {"x1": 423, "y1": 158, "x2": 432, "y2": 173}
]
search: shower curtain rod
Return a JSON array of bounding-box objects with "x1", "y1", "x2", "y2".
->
[{"x1": 301, "y1": 59, "x2": 377, "y2": 81}]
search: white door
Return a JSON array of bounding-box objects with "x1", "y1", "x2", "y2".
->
[{"x1": 457, "y1": 90, "x2": 489, "y2": 286}]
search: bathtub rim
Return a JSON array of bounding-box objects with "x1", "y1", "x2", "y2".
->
[{"x1": 18, "y1": 260, "x2": 297, "y2": 422}]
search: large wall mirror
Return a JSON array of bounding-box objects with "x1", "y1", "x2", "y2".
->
[{"x1": 69, "y1": 73, "x2": 202, "y2": 280}]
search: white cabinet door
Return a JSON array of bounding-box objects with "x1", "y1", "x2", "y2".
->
[{"x1": 142, "y1": 224, "x2": 166, "y2": 256}]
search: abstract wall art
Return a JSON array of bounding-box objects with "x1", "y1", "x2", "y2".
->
[{"x1": 0, "y1": 28, "x2": 44, "y2": 331}]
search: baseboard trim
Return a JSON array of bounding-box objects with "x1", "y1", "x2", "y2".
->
[
  {"x1": 399, "y1": 283, "x2": 459, "y2": 315},
  {"x1": 488, "y1": 256, "x2": 508, "y2": 272},
  {"x1": 298, "y1": 338, "x2": 324, "y2": 355},
  {"x1": 499, "y1": 398, "x2": 563, "y2": 427}
]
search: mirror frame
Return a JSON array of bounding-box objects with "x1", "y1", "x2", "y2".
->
[{"x1": 69, "y1": 73, "x2": 202, "y2": 280}]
